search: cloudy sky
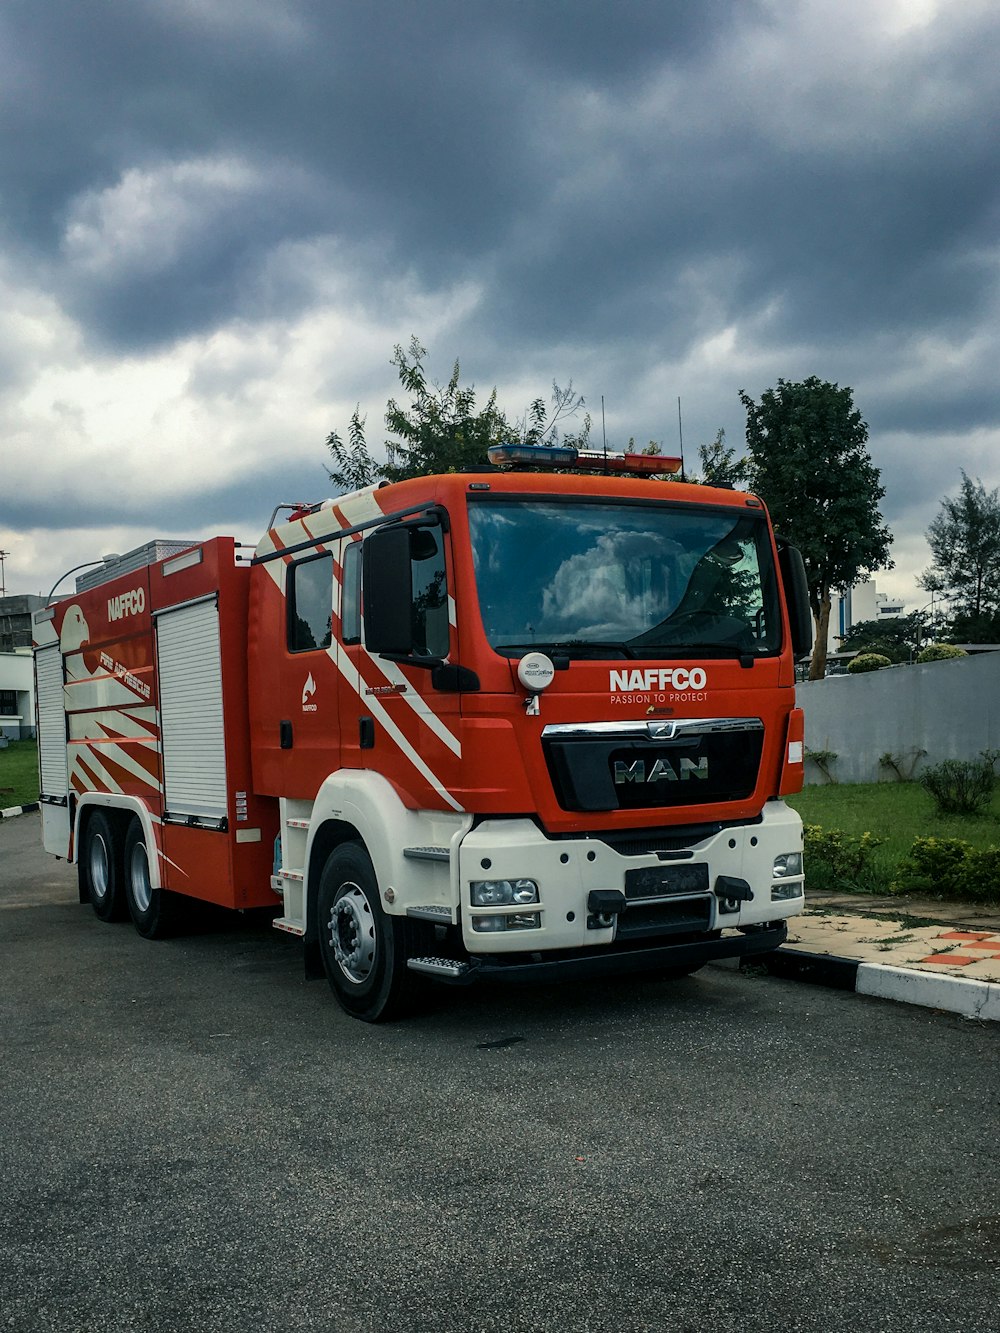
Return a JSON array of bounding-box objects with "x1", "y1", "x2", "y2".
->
[{"x1": 1, "y1": 0, "x2": 998, "y2": 611}]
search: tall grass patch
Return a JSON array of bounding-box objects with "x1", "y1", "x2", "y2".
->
[{"x1": 0, "y1": 740, "x2": 39, "y2": 809}]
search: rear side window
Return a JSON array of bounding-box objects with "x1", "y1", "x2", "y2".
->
[{"x1": 288, "y1": 553, "x2": 333, "y2": 652}]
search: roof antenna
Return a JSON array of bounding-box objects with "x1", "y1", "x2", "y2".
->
[
  {"x1": 601, "y1": 395, "x2": 608, "y2": 473},
  {"x1": 677, "y1": 396, "x2": 686, "y2": 482}
]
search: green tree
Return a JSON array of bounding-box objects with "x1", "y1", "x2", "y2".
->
[
  {"x1": 918, "y1": 471, "x2": 1000, "y2": 623},
  {"x1": 696, "y1": 428, "x2": 751, "y2": 488},
  {"x1": 325, "y1": 338, "x2": 591, "y2": 487},
  {"x1": 944, "y1": 608, "x2": 1000, "y2": 644},
  {"x1": 739, "y1": 377, "x2": 893, "y2": 680},
  {"x1": 837, "y1": 612, "x2": 929, "y2": 663},
  {"x1": 326, "y1": 407, "x2": 379, "y2": 493},
  {"x1": 380, "y1": 337, "x2": 513, "y2": 482}
]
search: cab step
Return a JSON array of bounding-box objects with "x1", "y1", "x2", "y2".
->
[
  {"x1": 406, "y1": 905, "x2": 454, "y2": 923},
  {"x1": 273, "y1": 916, "x2": 305, "y2": 937},
  {"x1": 403, "y1": 846, "x2": 450, "y2": 863},
  {"x1": 407, "y1": 956, "x2": 474, "y2": 981}
]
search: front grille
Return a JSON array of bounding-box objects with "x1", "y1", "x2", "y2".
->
[{"x1": 543, "y1": 721, "x2": 765, "y2": 813}]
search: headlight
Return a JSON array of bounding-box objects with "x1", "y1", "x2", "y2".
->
[
  {"x1": 772, "y1": 853, "x2": 803, "y2": 878},
  {"x1": 470, "y1": 878, "x2": 539, "y2": 906}
]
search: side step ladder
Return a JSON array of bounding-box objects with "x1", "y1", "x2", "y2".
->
[{"x1": 272, "y1": 807, "x2": 309, "y2": 936}]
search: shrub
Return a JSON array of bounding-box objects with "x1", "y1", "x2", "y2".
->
[
  {"x1": 847, "y1": 652, "x2": 892, "y2": 673},
  {"x1": 803, "y1": 824, "x2": 886, "y2": 893},
  {"x1": 892, "y1": 837, "x2": 1000, "y2": 904},
  {"x1": 890, "y1": 836, "x2": 971, "y2": 896},
  {"x1": 916, "y1": 643, "x2": 967, "y2": 663},
  {"x1": 919, "y1": 758, "x2": 995, "y2": 815}
]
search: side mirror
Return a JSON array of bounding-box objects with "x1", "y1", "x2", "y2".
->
[
  {"x1": 776, "y1": 541, "x2": 813, "y2": 659},
  {"x1": 362, "y1": 525, "x2": 414, "y2": 655}
]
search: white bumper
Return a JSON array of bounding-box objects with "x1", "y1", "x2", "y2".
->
[{"x1": 457, "y1": 799, "x2": 804, "y2": 954}]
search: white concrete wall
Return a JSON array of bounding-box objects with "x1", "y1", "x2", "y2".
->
[{"x1": 798, "y1": 652, "x2": 1000, "y2": 784}]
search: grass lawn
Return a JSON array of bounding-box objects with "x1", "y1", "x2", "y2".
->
[
  {"x1": 788, "y1": 781, "x2": 1000, "y2": 861},
  {"x1": 0, "y1": 739, "x2": 39, "y2": 809},
  {"x1": 787, "y1": 779, "x2": 1000, "y2": 901}
]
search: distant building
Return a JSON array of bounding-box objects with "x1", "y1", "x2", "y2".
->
[
  {"x1": 0, "y1": 595, "x2": 46, "y2": 739},
  {"x1": 825, "y1": 580, "x2": 906, "y2": 667}
]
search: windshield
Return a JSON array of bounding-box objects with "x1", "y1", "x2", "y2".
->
[{"x1": 467, "y1": 498, "x2": 782, "y2": 659}]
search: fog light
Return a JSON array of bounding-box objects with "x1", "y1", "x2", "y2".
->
[
  {"x1": 506, "y1": 912, "x2": 540, "y2": 930},
  {"x1": 771, "y1": 881, "x2": 804, "y2": 901},
  {"x1": 772, "y1": 852, "x2": 803, "y2": 878},
  {"x1": 470, "y1": 878, "x2": 538, "y2": 906},
  {"x1": 471, "y1": 915, "x2": 507, "y2": 933},
  {"x1": 471, "y1": 911, "x2": 542, "y2": 932}
]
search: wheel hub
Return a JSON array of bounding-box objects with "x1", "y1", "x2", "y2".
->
[
  {"x1": 129, "y1": 841, "x2": 152, "y2": 914},
  {"x1": 327, "y1": 882, "x2": 376, "y2": 985},
  {"x1": 89, "y1": 834, "x2": 110, "y2": 902}
]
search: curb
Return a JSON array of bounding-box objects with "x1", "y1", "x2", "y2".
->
[
  {"x1": 758, "y1": 947, "x2": 1000, "y2": 1022},
  {"x1": 0, "y1": 801, "x2": 39, "y2": 821}
]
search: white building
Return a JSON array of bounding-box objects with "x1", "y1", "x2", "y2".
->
[
  {"x1": 0, "y1": 650, "x2": 35, "y2": 740},
  {"x1": 0, "y1": 594, "x2": 46, "y2": 739},
  {"x1": 826, "y1": 580, "x2": 906, "y2": 660}
]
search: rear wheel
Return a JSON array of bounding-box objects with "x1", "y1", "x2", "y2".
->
[
  {"x1": 82, "y1": 811, "x2": 125, "y2": 922},
  {"x1": 124, "y1": 818, "x2": 180, "y2": 939},
  {"x1": 317, "y1": 843, "x2": 417, "y2": 1022}
]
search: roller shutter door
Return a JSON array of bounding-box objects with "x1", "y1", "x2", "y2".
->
[
  {"x1": 35, "y1": 645, "x2": 68, "y2": 800},
  {"x1": 156, "y1": 597, "x2": 228, "y2": 822}
]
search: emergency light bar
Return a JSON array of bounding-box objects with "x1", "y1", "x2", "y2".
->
[
  {"x1": 487, "y1": 443, "x2": 578, "y2": 469},
  {"x1": 487, "y1": 443, "x2": 684, "y2": 477}
]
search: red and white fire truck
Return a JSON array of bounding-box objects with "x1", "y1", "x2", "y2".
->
[{"x1": 33, "y1": 443, "x2": 812, "y2": 1020}]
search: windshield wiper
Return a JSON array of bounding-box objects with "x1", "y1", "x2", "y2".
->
[{"x1": 495, "y1": 641, "x2": 637, "y2": 660}]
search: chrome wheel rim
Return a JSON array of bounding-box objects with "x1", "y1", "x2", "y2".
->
[
  {"x1": 129, "y1": 841, "x2": 152, "y2": 914},
  {"x1": 326, "y1": 881, "x2": 377, "y2": 985},
  {"x1": 89, "y1": 833, "x2": 110, "y2": 903}
]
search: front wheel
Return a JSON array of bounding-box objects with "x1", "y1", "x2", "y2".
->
[
  {"x1": 82, "y1": 811, "x2": 125, "y2": 922},
  {"x1": 317, "y1": 843, "x2": 417, "y2": 1022},
  {"x1": 124, "y1": 819, "x2": 180, "y2": 939}
]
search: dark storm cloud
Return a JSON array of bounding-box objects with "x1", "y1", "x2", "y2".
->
[
  {"x1": 1, "y1": 0, "x2": 771, "y2": 350},
  {"x1": 3, "y1": 0, "x2": 998, "y2": 372},
  {"x1": 1, "y1": 456, "x2": 335, "y2": 539},
  {"x1": 2, "y1": 0, "x2": 1000, "y2": 610}
]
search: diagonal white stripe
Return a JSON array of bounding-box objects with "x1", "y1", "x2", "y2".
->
[{"x1": 332, "y1": 644, "x2": 464, "y2": 812}]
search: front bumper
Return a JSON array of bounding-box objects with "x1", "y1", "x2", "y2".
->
[
  {"x1": 413, "y1": 921, "x2": 787, "y2": 985},
  {"x1": 456, "y1": 800, "x2": 805, "y2": 954}
]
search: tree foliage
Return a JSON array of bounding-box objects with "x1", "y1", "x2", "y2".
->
[
  {"x1": 325, "y1": 337, "x2": 590, "y2": 488},
  {"x1": 837, "y1": 612, "x2": 928, "y2": 664},
  {"x1": 696, "y1": 428, "x2": 751, "y2": 488},
  {"x1": 739, "y1": 377, "x2": 893, "y2": 680},
  {"x1": 918, "y1": 471, "x2": 1000, "y2": 622}
]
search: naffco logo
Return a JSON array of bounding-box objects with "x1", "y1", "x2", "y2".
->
[
  {"x1": 609, "y1": 667, "x2": 707, "y2": 692},
  {"x1": 107, "y1": 587, "x2": 145, "y2": 622},
  {"x1": 614, "y1": 756, "x2": 709, "y2": 784}
]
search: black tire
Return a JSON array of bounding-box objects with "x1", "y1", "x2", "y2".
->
[
  {"x1": 82, "y1": 810, "x2": 126, "y2": 922},
  {"x1": 123, "y1": 818, "x2": 181, "y2": 939},
  {"x1": 317, "y1": 842, "x2": 418, "y2": 1022}
]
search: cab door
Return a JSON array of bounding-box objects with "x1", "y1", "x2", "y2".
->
[{"x1": 350, "y1": 519, "x2": 465, "y2": 813}]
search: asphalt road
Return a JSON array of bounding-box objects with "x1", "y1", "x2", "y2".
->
[{"x1": 2, "y1": 813, "x2": 998, "y2": 1333}]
